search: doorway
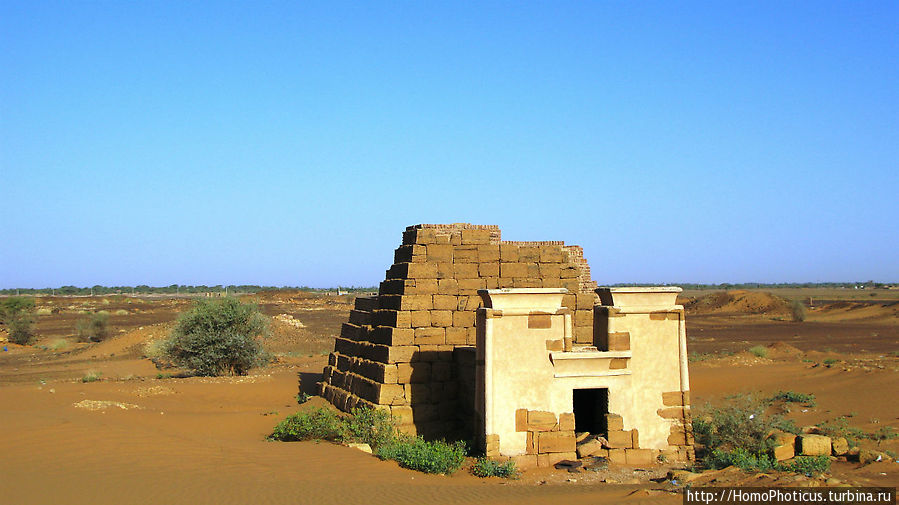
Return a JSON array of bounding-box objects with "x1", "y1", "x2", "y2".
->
[{"x1": 573, "y1": 388, "x2": 609, "y2": 435}]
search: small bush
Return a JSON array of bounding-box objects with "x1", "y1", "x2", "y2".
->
[
  {"x1": 268, "y1": 407, "x2": 397, "y2": 449},
  {"x1": 694, "y1": 394, "x2": 798, "y2": 455},
  {"x1": 163, "y1": 298, "x2": 268, "y2": 376},
  {"x1": 790, "y1": 300, "x2": 806, "y2": 322},
  {"x1": 269, "y1": 408, "x2": 345, "y2": 442},
  {"x1": 76, "y1": 312, "x2": 110, "y2": 342},
  {"x1": 769, "y1": 391, "x2": 816, "y2": 407},
  {"x1": 779, "y1": 455, "x2": 830, "y2": 475},
  {"x1": 82, "y1": 370, "x2": 102, "y2": 383},
  {"x1": 1, "y1": 297, "x2": 36, "y2": 345},
  {"x1": 343, "y1": 407, "x2": 397, "y2": 449},
  {"x1": 748, "y1": 346, "x2": 768, "y2": 358},
  {"x1": 376, "y1": 436, "x2": 467, "y2": 475},
  {"x1": 705, "y1": 447, "x2": 777, "y2": 472},
  {"x1": 470, "y1": 457, "x2": 518, "y2": 478},
  {"x1": 823, "y1": 358, "x2": 839, "y2": 367}
]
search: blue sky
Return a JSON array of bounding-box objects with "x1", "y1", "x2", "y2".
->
[{"x1": 1, "y1": 2, "x2": 896, "y2": 288}]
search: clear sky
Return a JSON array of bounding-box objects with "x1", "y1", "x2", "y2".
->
[{"x1": 1, "y1": 2, "x2": 896, "y2": 289}]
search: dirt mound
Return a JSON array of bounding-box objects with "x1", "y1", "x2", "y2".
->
[
  {"x1": 684, "y1": 290, "x2": 793, "y2": 315},
  {"x1": 813, "y1": 301, "x2": 899, "y2": 322}
]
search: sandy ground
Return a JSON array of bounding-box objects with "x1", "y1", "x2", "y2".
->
[{"x1": 1, "y1": 291, "x2": 897, "y2": 504}]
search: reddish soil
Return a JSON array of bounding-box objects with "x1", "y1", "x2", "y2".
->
[{"x1": 1, "y1": 290, "x2": 897, "y2": 504}]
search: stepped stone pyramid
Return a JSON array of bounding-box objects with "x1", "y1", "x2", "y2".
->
[{"x1": 319, "y1": 223, "x2": 598, "y2": 439}]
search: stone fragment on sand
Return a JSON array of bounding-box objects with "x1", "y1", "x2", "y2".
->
[
  {"x1": 831, "y1": 437, "x2": 849, "y2": 456},
  {"x1": 576, "y1": 438, "x2": 605, "y2": 458},
  {"x1": 345, "y1": 443, "x2": 373, "y2": 454},
  {"x1": 73, "y1": 400, "x2": 141, "y2": 411},
  {"x1": 767, "y1": 431, "x2": 797, "y2": 461},
  {"x1": 798, "y1": 434, "x2": 831, "y2": 456}
]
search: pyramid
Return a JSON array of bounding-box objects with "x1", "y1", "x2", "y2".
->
[{"x1": 318, "y1": 223, "x2": 597, "y2": 439}]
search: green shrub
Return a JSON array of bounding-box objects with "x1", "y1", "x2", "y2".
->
[
  {"x1": 769, "y1": 391, "x2": 816, "y2": 406},
  {"x1": 268, "y1": 407, "x2": 397, "y2": 449},
  {"x1": 705, "y1": 447, "x2": 777, "y2": 472},
  {"x1": 704, "y1": 449, "x2": 829, "y2": 475},
  {"x1": 1, "y1": 297, "x2": 36, "y2": 345},
  {"x1": 470, "y1": 457, "x2": 518, "y2": 478},
  {"x1": 779, "y1": 455, "x2": 830, "y2": 475},
  {"x1": 376, "y1": 436, "x2": 467, "y2": 474},
  {"x1": 163, "y1": 298, "x2": 268, "y2": 376},
  {"x1": 790, "y1": 300, "x2": 806, "y2": 322},
  {"x1": 82, "y1": 370, "x2": 102, "y2": 383},
  {"x1": 748, "y1": 346, "x2": 768, "y2": 358},
  {"x1": 269, "y1": 408, "x2": 345, "y2": 442},
  {"x1": 823, "y1": 358, "x2": 839, "y2": 367},
  {"x1": 694, "y1": 394, "x2": 797, "y2": 456},
  {"x1": 75, "y1": 312, "x2": 110, "y2": 342},
  {"x1": 343, "y1": 407, "x2": 397, "y2": 449}
]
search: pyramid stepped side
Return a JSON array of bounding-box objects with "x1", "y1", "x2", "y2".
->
[{"x1": 319, "y1": 223, "x2": 597, "y2": 439}]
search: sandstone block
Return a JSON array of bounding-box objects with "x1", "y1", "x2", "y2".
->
[
  {"x1": 410, "y1": 310, "x2": 430, "y2": 327},
  {"x1": 499, "y1": 244, "x2": 519, "y2": 262},
  {"x1": 390, "y1": 405, "x2": 414, "y2": 424},
  {"x1": 430, "y1": 310, "x2": 452, "y2": 327},
  {"x1": 560, "y1": 265, "x2": 579, "y2": 279},
  {"x1": 625, "y1": 449, "x2": 654, "y2": 466},
  {"x1": 445, "y1": 327, "x2": 468, "y2": 344},
  {"x1": 657, "y1": 407, "x2": 686, "y2": 420},
  {"x1": 519, "y1": 246, "x2": 540, "y2": 262},
  {"x1": 539, "y1": 246, "x2": 564, "y2": 263},
  {"x1": 512, "y1": 454, "x2": 538, "y2": 470},
  {"x1": 538, "y1": 263, "x2": 561, "y2": 279},
  {"x1": 574, "y1": 310, "x2": 592, "y2": 327},
  {"x1": 537, "y1": 452, "x2": 578, "y2": 468},
  {"x1": 408, "y1": 278, "x2": 438, "y2": 295},
  {"x1": 832, "y1": 437, "x2": 849, "y2": 456},
  {"x1": 609, "y1": 358, "x2": 628, "y2": 370},
  {"x1": 373, "y1": 310, "x2": 412, "y2": 328},
  {"x1": 575, "y1": 293, "x2": 595, "y2": 310},
  {"x1": 437, "y1": 279, "x2": 458, "y2": 294},
  {"x1": 436, "y1": 262, "x2": 453, "y2": 279},
  {"x1": 608, "y1": 449, "x2": 627, "y2": 464},
  {"x1": 453, "y1": 263, "x2": 478, "y2": 278},
  {"x1": 426, "y1": 244, "x2": 453, "y2": 262},
  {"x1": 500, "y1": 262, "x2": 527, "y2": 278},
  {"x1": 371, "y1": 327, "x2": 414, "y2": 346},
  {"x1": 453, "y1": 246, "x2": 478, "y2": 263},
  {"x1": 537, "y1": 431, "x2": 576, "y2": 453},
  {"x1": 375, "y1": 383, "x2": 406, "y2": 405},
  {"x1": 527, "y1": 410, "x2": 558, "y2": 431},
  {"x1": 412, "y1": 403, "x2": 439, "y2": 422},
  {"x1": 663, "y1": 391, "x2": 686, "y2": 407},
  {"x1": 512, "y1": 278, "x2": 541, "y2": 288},
  {"x1": 403, "y1": 228, "x2": 438, "y2": 245},
  {"x1": 478, "y1": 262, "x2": 499, "y2": 277},
  {"x1": 526, "y1": 431, "x2": 536, "y2": 454},
  {"x1": 414, "y1": 327, "x2": 445, "y2": 344},
  {"x1": 606, "y1": 430, "x2": 633, "y2": 449},
  {"x1": 452, "y1": 311, "x2": 475, "y2": 327},
  {"x1": 460, "y1": 229, "x2": 490, "y2": 244},
  {"x1": 396, "y1": 362, "x2": 430, "y2": 383},
  {"x1": 606, "y1": 413, "x2": 624, "y2": 431},
  {"x1": 799, "y1": 434, "x2": 832, "y2": 456},
  {"x1": 458, "y1": 278, "x2": 486, "y2": 290},
  {"x1": 607, "y1": 332, "x2": 630, "y2": 351},
  {"x1": 559, "y1": 412, "x2": 575, "y2": 431},
  {"x1": 394, "y1": 244, "x2": 425, "y2": 263},
  {"x1": 432, "y1": 294, "x2": 456, "y2": 310},
  {"x1": 477, "y1": 245, "x2": 500, "y2": 262},
  {"x1": 431, "y1": 362, "x2": 452, "y2": 381},
  {"x1": 516, "y1": 408, "x2": 528, "y2": 432},
  {"x1": 576, "y1": 438, "x2": 605, "y2": 458}
]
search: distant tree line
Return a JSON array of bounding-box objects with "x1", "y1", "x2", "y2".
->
[
  {"x1": 0, "y1": 285, "x2": 378, "y2": 296},
  {"x1": 608, "y1": 281, "x2": 893, "y2": 290}
]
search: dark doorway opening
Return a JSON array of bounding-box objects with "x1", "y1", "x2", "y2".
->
[{"x1": 573, "y1": 388, "x2": 609, "y2": 435}]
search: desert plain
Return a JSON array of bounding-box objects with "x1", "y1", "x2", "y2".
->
[{"x1": 1, "y1": 288, "x2": 897, "y2": 505}]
